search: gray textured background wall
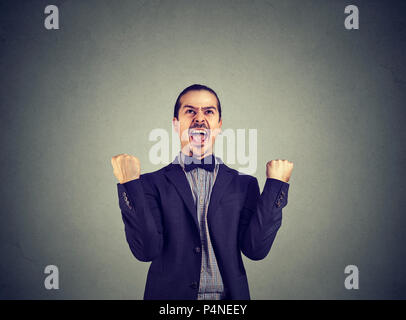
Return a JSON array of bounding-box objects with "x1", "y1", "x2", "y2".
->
[{"x1": 0, "y1": 0, "x2": 405, "y2": 299}]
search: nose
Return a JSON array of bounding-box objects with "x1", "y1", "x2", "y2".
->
[{"x1": 193, "y1": 110, "x2": 205, "y2": 124}]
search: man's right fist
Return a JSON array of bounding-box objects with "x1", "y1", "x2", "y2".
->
[{"x1": 111, "y1": 154, "x2": 141, "y2": 184}]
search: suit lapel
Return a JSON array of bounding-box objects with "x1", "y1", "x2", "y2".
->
[
  {"x1": 163, "y1": 160, "x2": 235, "y2": 231},
  {"x1": 164, "y1": 163, "x2": 199, "y2": 231},
  {"x1": 208, "y1": 163, "x2": 235, "y2": 220}
]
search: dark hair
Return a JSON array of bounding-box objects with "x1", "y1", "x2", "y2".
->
[{"x1": 173, "y1": 84, "x2": 222, "y2": 120}]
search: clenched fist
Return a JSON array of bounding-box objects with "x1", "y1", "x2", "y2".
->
[
  {"x1": 266, "y1": 159, "x2": 294, "y2": 183},
  {"x1": 111, "y1": 154, "x2": 141, "y2": 184}
]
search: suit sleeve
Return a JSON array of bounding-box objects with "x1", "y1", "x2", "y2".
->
[
  {"x1": 238, "y1": 177, "x2": 290, "y2": 260},
  {"x1": 116, "y1": 177, "x2": 163, "y2": 262}
]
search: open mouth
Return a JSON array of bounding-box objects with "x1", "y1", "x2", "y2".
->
[{"x1": 189, "y1": 128, "x2": 209, "y2": 145}]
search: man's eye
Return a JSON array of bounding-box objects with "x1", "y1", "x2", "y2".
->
[
  {"x1": 186, "y1": 110, "x2": 195, "y2": 114},
  {"x1": 205, "y1": 110, "x2": 214, "y2": 114}
]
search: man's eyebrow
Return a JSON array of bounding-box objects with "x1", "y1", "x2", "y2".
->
[
  {"x1": 182, "y1": 105, "x2": 217, "y2": 110},
  {"x1": 182, "y1": 105, "x2": 197, "y2": 109}
]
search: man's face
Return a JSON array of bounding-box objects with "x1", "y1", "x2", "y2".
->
[{"x1": 173, "y1": 90, "x2": 222, "y2": 159}]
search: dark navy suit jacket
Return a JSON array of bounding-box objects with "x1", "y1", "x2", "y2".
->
[{"x1": 116, "y1": 161, "x2": 290, "y2": 300}]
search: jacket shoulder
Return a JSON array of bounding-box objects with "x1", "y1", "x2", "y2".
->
[
  {"x1": 220, "y1": 163, "x2": 258, "y2": 185},
  {"x1": 139, "y1": 163, "x2": 175, "y2": 181}
]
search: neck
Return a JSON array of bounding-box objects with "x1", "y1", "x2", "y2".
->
[{"x1": 180, "y1": 149, "x2": 213, "y2": 160}]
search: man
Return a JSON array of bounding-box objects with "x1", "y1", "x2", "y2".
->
[{"x1": 111, "y1": 84, "x2": 293, "y2": 300}]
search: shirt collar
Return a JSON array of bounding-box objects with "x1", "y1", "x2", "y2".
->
[{"x1": 177, "y1": 151, "x2": 221, "y2": 169}]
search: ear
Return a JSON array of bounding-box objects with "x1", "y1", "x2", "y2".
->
[{"x1": 172, "y1": 117, "x2": 179, "y2": 134}]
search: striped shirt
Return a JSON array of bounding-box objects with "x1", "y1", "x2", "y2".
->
[{"x1": 178, "y1": 152, "x2": 226, "y2": 300}]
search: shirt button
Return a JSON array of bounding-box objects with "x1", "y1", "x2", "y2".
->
[
  {"x1": 194, "y1": 246, "x2": 201, "y2": 254},
  {"x1": 190, "y1": 281, "x2": 198, "y2": 289}
]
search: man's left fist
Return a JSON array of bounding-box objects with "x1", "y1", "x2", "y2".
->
[{"x1": 266, "y1": 159, "x2": 294, "y2": 183}]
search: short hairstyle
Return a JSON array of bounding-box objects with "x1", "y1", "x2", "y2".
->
[{"x1": 173, "y1": 84, "x2": 222, "y2": 120}]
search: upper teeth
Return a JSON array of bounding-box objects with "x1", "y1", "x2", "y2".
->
[{"x1": 191, "y1": 129, "x2": 206, "y2": 134}]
